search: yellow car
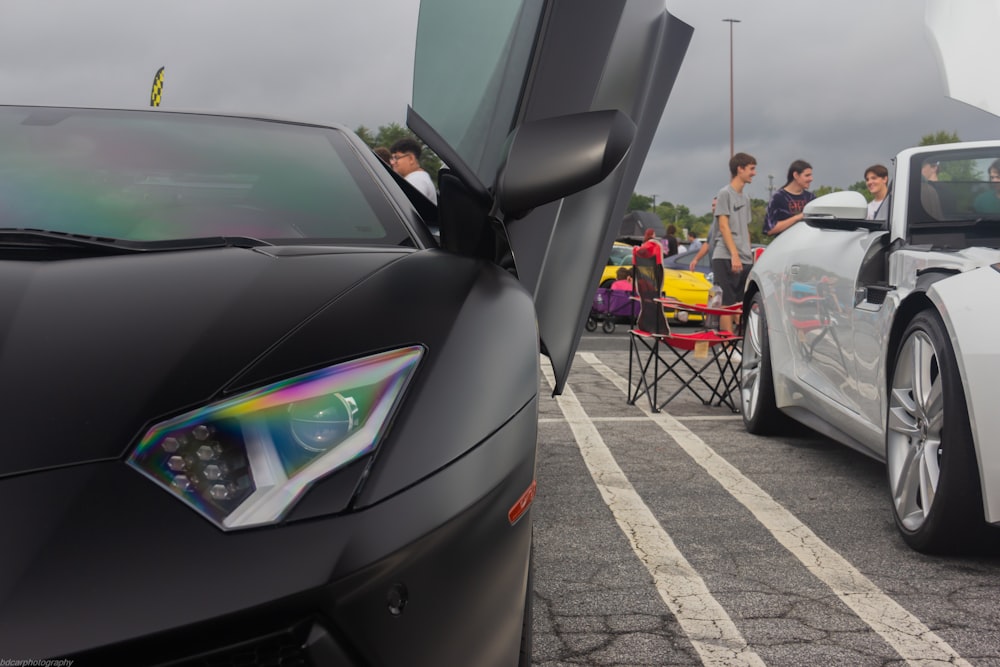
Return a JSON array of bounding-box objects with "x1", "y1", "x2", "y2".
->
[{"x1": 600, "y1": 242, "x2": 711, "y2": 323}]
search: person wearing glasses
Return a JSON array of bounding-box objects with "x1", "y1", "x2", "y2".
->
[{"x1": 389, "y1": 138, "x2": 438, "y2": 205}]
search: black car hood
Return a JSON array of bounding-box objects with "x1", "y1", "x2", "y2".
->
[{"x1": 0, "y1": 246, "x2": 408, "y2": 477}]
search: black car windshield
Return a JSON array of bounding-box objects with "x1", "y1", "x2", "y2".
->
[{"x1": 0, "y1": 106, "x2": 411, "y2": 246}]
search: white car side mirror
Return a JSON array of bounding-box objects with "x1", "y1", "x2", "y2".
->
[{"x1": 803, "y1": 190, "x2": 868, "y2": 220}]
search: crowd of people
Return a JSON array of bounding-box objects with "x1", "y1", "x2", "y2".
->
[
  {"x1": 663, "y1": 153, "x2": 906, "y2": 332},
  {"x1": 373, "y1": 137, "x2": 916, "y2": 336}
]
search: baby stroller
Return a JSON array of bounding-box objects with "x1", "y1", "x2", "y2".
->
[{"x1": 586, "y1": 287, "x2": 638, "y2": 333}]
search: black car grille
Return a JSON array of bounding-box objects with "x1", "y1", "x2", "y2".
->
[
  {"x1": 69, "y1": 618, "x2": 355, "y2": 667},
  {"x1": 199, "y1": 628, "x2": 310, "y2": 667},
  {"x1": 172, "y1": 620, "x2": 352, "y2": 667}
]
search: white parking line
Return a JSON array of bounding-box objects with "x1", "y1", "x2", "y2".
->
[
  {"x1": 540, "y1": 364, "x2": 767, "y2": 667},
  {"x1": 579, "y1": 352, "x2": 972, "y2": 667},
  {"x1": 539, "y1": 416, "x2": 741, "y2": 423}
]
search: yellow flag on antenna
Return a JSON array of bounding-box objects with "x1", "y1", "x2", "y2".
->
[{"x1": 150, "y1": 67, "x2": 165, "y2": 107}]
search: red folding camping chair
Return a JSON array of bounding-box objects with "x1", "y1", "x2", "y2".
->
[{"x1": 627, "y1": 242, "x2": 743, "y2": 413}]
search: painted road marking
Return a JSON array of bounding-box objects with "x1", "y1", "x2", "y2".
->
[
  {"x1": 539, "y1": 416, "x2": 741, "y2": 423},
  {"x1": 580, "y1": 352, "x2": 971, "y2": 667},
  {"x1": 540, "y1": 364, "x2": 766, "y2": 667}
]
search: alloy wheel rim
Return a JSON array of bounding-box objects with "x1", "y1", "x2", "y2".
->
[
  {"x1": 886, "y1": 331, "x2": 944, "y2": 531},
  {"x1": 740, "y1": 304, "x2": 762, "y2": 420}
]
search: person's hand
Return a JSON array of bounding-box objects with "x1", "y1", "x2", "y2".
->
[
  {"x1": 731, "y1": 257, "x2": 742, "y2": 273},
  {"x1": 689, "y1": 260, "x2": 697, "y2": 272}
]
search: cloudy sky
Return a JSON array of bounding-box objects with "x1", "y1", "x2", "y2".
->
[{"x1": 4, "y1": 0, "x2": 999, "y2": 215}]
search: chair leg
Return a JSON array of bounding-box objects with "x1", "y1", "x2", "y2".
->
[
  {"x1": 628, "y1": 334, "x2": 661, "y2": 412},
  {"x1": 710, "y1": 341, "x2": 742, "y2": 412}
]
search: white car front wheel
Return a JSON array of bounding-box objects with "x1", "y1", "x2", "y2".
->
[
  {"x1": 886, "y1": 309, "x2": 984, "y2": 553},
  {"x1": 741, "y1": 292, "x2": 788, "y2": 434}
]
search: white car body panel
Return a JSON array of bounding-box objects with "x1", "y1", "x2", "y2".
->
[
  {"x1": 927, "y1": 267, "x2": 1000, "y2": 522},
  {"x1": 748, "y1": 141, "x2": 1000, "y2": 527}
]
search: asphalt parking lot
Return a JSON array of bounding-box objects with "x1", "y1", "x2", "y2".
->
[{"x1": 531, "y1": 330, "x2": 1000, "y2": 666}]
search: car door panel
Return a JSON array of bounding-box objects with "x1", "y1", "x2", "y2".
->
[
  {"x1": 411, "y1": 0, "x2": 693, "y2": 394},
  {"x1": 783, "y1": 227, "x2": 869, "y2": 414}
]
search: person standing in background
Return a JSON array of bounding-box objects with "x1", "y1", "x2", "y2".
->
[
  {"x1": 865, "y1": 164, "x2": 890, "y2": 220},
  {"x1": 686, "y1": 231, "x2": 702, "y2": 254},
  {"x1": 641, "y1": 227, "x2": 664, "y2": 263},
  {"x1": 922, "y1": 157, "x2": 954, "y2": 213},
  {"x1": 764, "y1": 160, "x2": 815, "y2": 236},
  {"x1": 664, "y1": 224, "x2": 679, "y2": 257},
  {"x1": 712, "y1": 152, "x2": 756, "y2": 333},
  {"x1": 390, "y1": 138, "x2": 438, "y2": 205}
]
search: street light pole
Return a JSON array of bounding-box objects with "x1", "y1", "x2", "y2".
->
[{"x1": 722, "y1": 18, "x2": 740, "y2": 158}]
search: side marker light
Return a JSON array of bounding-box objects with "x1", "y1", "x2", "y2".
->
[{"x1": 508, "y1": 479, "x2": 537, "y2": 525}]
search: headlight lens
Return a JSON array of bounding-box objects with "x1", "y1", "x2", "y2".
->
[{"x1": 128, "y1": 346, "x2": 422, "y2": 530}]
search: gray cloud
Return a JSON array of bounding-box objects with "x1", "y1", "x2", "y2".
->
[
  {"x1": 642, "y1": 0, "x2": 1000, "y2": 213},
  {"x1": 3, "y1": 0, "x2": 998, "y2": 217}
]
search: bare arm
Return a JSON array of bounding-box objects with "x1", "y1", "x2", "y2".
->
[
  {"x1": 689, "y1": 241, "x2": 710, "y2": 271},
  {"x1": 766, "y1": 212, "x2": 803, "y2": 236}
]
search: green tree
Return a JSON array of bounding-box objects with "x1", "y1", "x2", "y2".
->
[
  {"x1": 814, "y1": 184, "x2": 843, "y2": 198},
  {"x1": 919, "y1": 130, "x2": 961, "y2": 146},
  {"x1": 628, "y1": 193, "x2": 654, "y2": 211},
  {"x1": 749, "y1": 197, "x2": 768, "y2": 244},
  {"x1": 917, "y1": 130, "x2": 982, "y2": 214},
  {"x1": 841, "y1": 180, "x2": 872, "y2": 202},
  {"x1": 659, "y1": 202, "x2": 691, "y2": 234},
  {"x1": 919, "y1": 130, "x2": 980, "y2": 183},
  {"x1": 355, "y1": 125, "x2": 376, "y2": 147},
  {"x1": 370, "y1": 122, "x2": 411, "y2": 151},
  {"x1": 688, "y1": 213, "x2": 712, "y2": 239}
]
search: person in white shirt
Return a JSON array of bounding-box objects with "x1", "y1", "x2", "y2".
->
[
  {"x1": 865, "y1": 164, "x2": 889, "y2": 221},
  {"x1": 390, "y1": 138, "x2": 438, "y2": 205}
]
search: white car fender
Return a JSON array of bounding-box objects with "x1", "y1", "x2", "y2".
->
[{"x1": 926, "y1": 266, "x2": 1000, "y2": 524}]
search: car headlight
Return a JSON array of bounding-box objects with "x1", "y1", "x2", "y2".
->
[{"x1": 128, "y1": 346, "x2": 423, "y2": 530}]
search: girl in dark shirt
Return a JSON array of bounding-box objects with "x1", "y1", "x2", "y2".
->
[{"x1": 764, "y1": 160, "x2": 815, "y2": 236}]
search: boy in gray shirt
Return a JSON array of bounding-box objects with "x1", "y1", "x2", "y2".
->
[{"x1": 712, "y1": 152, "x2": 756, "y2": 333}]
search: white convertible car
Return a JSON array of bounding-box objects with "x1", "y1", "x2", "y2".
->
[{"x1": 740, "y1": 141, "x2": 1000, "y2": 553}]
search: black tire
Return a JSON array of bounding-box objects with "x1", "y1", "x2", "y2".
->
[
  {"x1": 886, "y1": 309, "x2": 984, "y2": 553},
  {"x1": 741, "y1": 291, "x2": 790, "y2": 434},
  {"x1": 585, "y1": 317, "x2": 597, "y2": 332},
  {"x1": 602, "y1": 319, "x2": 616, "y2": 334},
  {"x1": 517, "y1": 541, "x2": 535, "y2": 667}
]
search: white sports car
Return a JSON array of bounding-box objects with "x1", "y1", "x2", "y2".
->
[{"x1": 740, "y1": 141, "x2": 1000, "y2": 553}]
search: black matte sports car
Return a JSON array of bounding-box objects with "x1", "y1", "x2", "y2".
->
[{"x1": 0, "y1": 1, "x2": 690, "y2": 664}]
